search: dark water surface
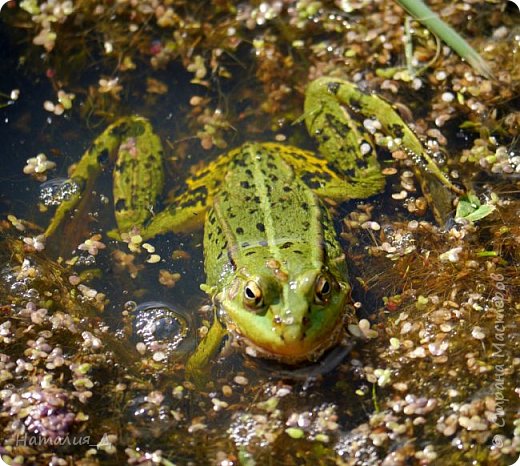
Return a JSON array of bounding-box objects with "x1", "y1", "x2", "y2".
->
[{"x1": 0, "y1": 4, "x2": 518, "y2": 465}]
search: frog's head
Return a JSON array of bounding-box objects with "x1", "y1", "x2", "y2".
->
[{"x1": 217, "y1": 264, "x2": 351, "y2": 364}]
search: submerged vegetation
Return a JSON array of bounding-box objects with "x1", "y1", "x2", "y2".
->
[{"x1": 0, "y1": 0, "x2": 518, "y2": 464}]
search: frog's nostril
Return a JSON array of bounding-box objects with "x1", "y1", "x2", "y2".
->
[{"x1": 282, "y1": 325, "x2": 305, "y2": 343}]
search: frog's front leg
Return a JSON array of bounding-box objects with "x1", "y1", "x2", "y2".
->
[
  {"x1": 304, "y1": 77, "x2": 463, "y2": 221},
  {"x1": 185, "y1": 307, "x2": 227, "y2": 385},
  {"x1": 45, "y1": 116, "x2": 164, "y2": 238}
]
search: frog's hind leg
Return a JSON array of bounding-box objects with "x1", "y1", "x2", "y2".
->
[
  {"x1": 140, "y1": 146, "x2": 240, "y2": 239},
  {"x1": 140, "y1": 189, "x2": 210, "y2": 239},
  {"x1": 265, "y1": 143, "x2": 384, "y2": 202},
  {"x1": 304, "y1": 77, "x2": 463, "y2": 222},
  {"x1": 303, "y1": 79, "x2": 387, "y2": 200},
  {"x1": 45, "y1": 116, "x2": 163, "y2": 238},
  {"x1": 305, "y1": 77, "x2": 460, "y2": 191}
]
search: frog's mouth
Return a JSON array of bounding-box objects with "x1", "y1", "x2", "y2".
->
[{"x1": 225, "y1": 317, "x2": 347, "y2": 365}]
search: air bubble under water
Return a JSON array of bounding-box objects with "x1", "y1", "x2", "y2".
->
[{"x1": 39, "y1": 178, "x2": 80, "y2": 206}]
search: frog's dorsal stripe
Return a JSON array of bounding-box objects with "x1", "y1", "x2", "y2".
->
[
  {"x1": 204, "y1": 143, "x2": 330, "y2": 287},
  {"x1": 143, "y1": 138, "x2": 384, "y2": 241},
  {"x1": 247, "y1": 144, "x2": 324, "y2": 270}
]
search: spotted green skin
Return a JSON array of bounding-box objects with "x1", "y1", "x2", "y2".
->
[
  {"x1": 45, "y1": 116, "x2": 164, "y2": 239},
  {"x1": 203, "y1": 143, "x2": 351, "y2": 362},
  {"x1": 46, "y1": 77, "x2": 458, "y2": 365}
]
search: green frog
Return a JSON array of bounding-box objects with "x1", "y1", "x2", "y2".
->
[{"x1": 45, "y1": 77, "x2": 460, "y2": 369}]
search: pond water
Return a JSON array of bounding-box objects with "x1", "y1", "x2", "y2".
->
[{"x1": 0, "y1": 2, "x2": 518, "y2": 465}]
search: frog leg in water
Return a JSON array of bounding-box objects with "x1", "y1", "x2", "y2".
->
[
  {"x1": 185, "y1": 305, "x2": 228, "y2": 384},
  {"x1": 304, "y1": 77, "x2": 464, "y2": 223},
  {"x1": 139, "y1": 146, "x2": 243, "y2": 239},
  {"x1": 261, "y1": 142, "x2": 386, "y2": 202},
  {"x1": 45, "y1": 116, "x2": 164, "y2": 238}
]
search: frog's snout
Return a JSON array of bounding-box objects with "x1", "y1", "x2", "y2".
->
[
  {"x1": 280, "y1": 322, "x2": 306, "y2": 344},
  {"x1": 276, "y1": 294, "x2": 312, "y2": 344},
  {"x1": 278, "y1": 307, "x2": 312, "y2": 345}
]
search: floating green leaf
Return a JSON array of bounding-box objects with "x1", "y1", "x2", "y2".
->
[
  {"x1": 285, "y1": 427, "x2": 305, "y2": 439},
  {"x1": 456, "y1": 193, "x2": 496, "y2": 222},
  {"x1": 20, "y1": 0, "x2": 40, "y2": 15}
]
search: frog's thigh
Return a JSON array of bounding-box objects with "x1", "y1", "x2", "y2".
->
[
  {"x1": 141, "y1": 190, "x2": 210, "y2": 239},
  {"x1": 268, "y1": 143, "x2": 385, "y2": 202},
  {"x1": 314, "y1": 167, "x2": 386, "y2": 200},
  {"x1": 141, "y1": 149, "x2": 232, "y2": 239}
]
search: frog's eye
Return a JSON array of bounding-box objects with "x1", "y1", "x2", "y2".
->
[
  {"x1": 244, "y1": 280, "x2": 264, "y2": 309},
  {"x1": 315, "y1": 275, "x2": 332, "y2": 304}
]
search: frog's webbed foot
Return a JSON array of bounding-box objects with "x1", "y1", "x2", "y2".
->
[
  {"x1": 45, "y1": 116, "x2": 164, "y2": 239},
  {"x1": 304, "y1": 77, "x2": 463, "y2": 222}
]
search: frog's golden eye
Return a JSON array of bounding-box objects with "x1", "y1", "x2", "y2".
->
[
  {"x1": 244, "y1": 280, "x2": 263, "y2": 309},
  {"x1": 315, "y1": 275, "x2": 332, "y2": 304}
]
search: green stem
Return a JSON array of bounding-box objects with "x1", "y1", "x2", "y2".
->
[
  {"x1": 372, "y1": 383, "x2": 380, "y2": 413},
  {"x1": 395, "y1": 0, "x2": 493, "y2": 79},
  {"x1": 404, "y1": 16, "x2": 415, "y2": 77}
]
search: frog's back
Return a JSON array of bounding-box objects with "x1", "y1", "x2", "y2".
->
[{"x1": 204, "y1": 142, "x2": 345, "y2": 288}]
